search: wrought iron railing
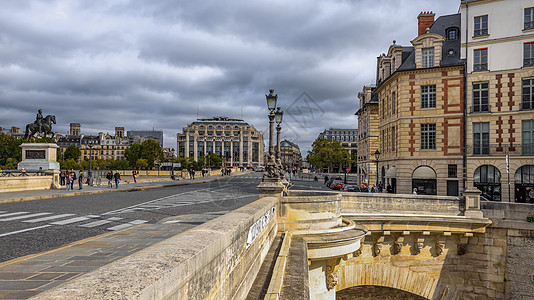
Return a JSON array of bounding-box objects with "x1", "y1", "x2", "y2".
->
[{"x1": 466, "y1": 143, "x2": 534, "y2": 156}]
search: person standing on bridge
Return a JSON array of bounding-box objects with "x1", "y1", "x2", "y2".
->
[
  {"x1": 113, "y1": 171, "x2": 121, "y2": 188},
  {"x1": 106, "y1": 170, "x2": 113, "y2": 188},
  {"x1": 132, "y1": 169, "x2": 138, "y2": 184},
  {"x1": 78, "y1": 170, "x2": 84, "y2": 190}
]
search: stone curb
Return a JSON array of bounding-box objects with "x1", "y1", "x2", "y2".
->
[{"x1": 0, "y1": 172, "x2": 250, "y2": 204}]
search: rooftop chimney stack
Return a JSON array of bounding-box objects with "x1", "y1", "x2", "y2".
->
[{"x1": 418, "y1": 11, "x2": 435, "y2": 36}]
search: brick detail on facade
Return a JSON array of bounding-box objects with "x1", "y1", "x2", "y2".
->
[
  {"x1": 443, "y1": 117, "x2": 463, "y2": 156},
  {"x1": 495, "y1": 74, "x2": 503, "y2": 112},
  {"x1": 409, "y1": 120, "x2": 416, "y2": 156},
  {"x1": 507, "y1": 73, "x2": 515, "y2": 111},
  {"x1": 508, "y1": 116, "x2": 516, "y2": 151},
  {"x1": 496, "y1": 116, "x2": 503, "y2": 152},
  {"x1": 442, "y1": 77, "x2": 463, "y2": 114},
  {"x1": 409, "y1": 81, "x2": 416, "y2": 115}
]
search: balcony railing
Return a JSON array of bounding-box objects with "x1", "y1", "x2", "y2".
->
[{"x1": 466, "y1": 143, "x2": 534, "y2": 156}]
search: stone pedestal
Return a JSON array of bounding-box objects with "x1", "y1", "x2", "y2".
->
[
  {"x1": 257, "y1": 181, "x2": 285, "y2": 198},
  {"x1": 463, "y1": 187, "x2": 484, "y2": 218},
  {"x1": 18, "y1": 143, "x2": 60, "y2": 172},
  {"x1": 45, "y1": 169, "x2": 61, "y2": 189}
]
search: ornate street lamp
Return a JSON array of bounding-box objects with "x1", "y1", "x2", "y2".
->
[
  {"x1": 275, "y1": 107, "x2": 284, "y2": 179},
  {"x1": 262, "y1": 89, "x2": 279, "y2": 183},
  {"x1": 374, "y1": 149, "x2": 380, "y2": 187}
]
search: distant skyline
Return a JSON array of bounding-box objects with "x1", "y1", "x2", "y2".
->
[{"x1": 0, "y1": 0, "x2": 460, "y2": 153}]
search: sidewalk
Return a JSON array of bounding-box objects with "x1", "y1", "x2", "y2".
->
[
  {"x1": 0, "y1": 171, "x2": 250, "y2": 204},
  {"x1": 0, "y1": 171, "x2": 251, "y2": 299}
]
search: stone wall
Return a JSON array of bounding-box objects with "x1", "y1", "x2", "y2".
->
[
  {"x1": 340, "y1": 192, "x2": 462, "y2": 216},
  {"x1": 33, "y1": 196, "x2": 278, "y2": 300},
  {"x1": 0, "y1": 176, "x2": 54, "y2": 192}
]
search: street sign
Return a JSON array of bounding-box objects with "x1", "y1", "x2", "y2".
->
[{"x1": 346, "y1": 168, "x2": 350, "y2": 172}]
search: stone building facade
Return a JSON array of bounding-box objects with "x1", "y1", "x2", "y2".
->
[
  {"x1": 356, "y1": 86, "x2": 379, "y2": 185},
  {"x1": 373, "y1": 12, "x2": 465, "y2": 195},
  {"x1": 461, "y1": 0, "x2": 534, "y2": 202},
  {"x1": 177, "y1": 117, "x2": 264, "y2": 167},
  {"x1": 280, "y1": 139, "x2": 302, "y2": 168}
]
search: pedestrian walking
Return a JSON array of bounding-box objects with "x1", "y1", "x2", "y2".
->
[
  {"x1": 132, "y1": 169, "x2": 138, "y2": 184},
  {"x1": 106, "y1": 170, "x2": 113, "y2": 188},
  {"x1": 60, "y1": 170, "x2": 65, "y2": 186},
  {"x1": 65, "y1": 172, "x2": 72, "y2": 190},
  {"x1": 113, "y1": 171, "x2": 121, "y2": 189},
  {"x1": 70, "y1": 169, "x2": 76, "y2": 190},
  {"x1": 413, "y1": 188, "x2": 418, "y2": 195},
  {"x1": 386, "y1": 183, "x2": 393, "y2": 193},
  {"x1": 324, "y1": 175, "x2": 329, "y2": 185},
  {"x1": 529, "y1": 187, "x2": 534, "y2": 203},
  {"x1": 78, "y1": 170, "x2": 84, "y2": 190}
]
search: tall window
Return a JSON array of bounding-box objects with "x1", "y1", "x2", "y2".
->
[
  {"x1": 525, "y1": 7, "x2": 534, "y2": 30},
  {"x1": 422, "y1": 48, "x2": 434, "y2": 68},
  {"x1": 391, "y1": 92, "x2": 396, "y2": 115},
  {"x1": 525, "y1": 42, "x2": 534, "y2": 67},
  {"x1": 473, "y1": 82, "x2": 489, "y2": 112},
  {"x1": 523, "y1": 120, "x2": 534, "y2": 155},
  {"x1": 391, "y1": 126, "x2": 396, "y2": 151},
  {"x1": 474, "y1": 48, "x2": 488, "y2": 71},
  {"x1": 421, "y1": 85, "x2": 436, "y2": 108},
  {"x1": 473, "y1": 122, "x2": 490, "y2": 155},
  {"x1": 421, "y1": 124, "x2": 436, "y2": 150},
  {"x1": 523, "y1": 78, "x2": 534, "y2": 109},
  {"x1": 474, "y1": 165, "x2": 501, "y2": 201},
  {"x1": 474, "y1": 15, "x2": 488, "y2": 36}
]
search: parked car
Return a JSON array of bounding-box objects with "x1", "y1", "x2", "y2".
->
[
  {"x1": 326, "y1": 177, "x2": 342, "y2": 188},
  {"x1": 341, "y1": 184, "x2": 359, "y2": 192},
  {"x1": 330, "y1": 180, "x2": 344, "y2": 190},
  {"x1": 255, "y1": 166, "x2": 265, "y2": 172}
]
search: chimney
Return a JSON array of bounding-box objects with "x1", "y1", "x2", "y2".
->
[{"x1": 418, "y1": 11, "x2": 435, "y2": 36}]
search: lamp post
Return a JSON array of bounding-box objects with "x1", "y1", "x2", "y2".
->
[
  {"x1": 344, "y1": 156, "x2": 347, "y2": 184},
  {"x1": 262, "y1": 89, "x2": 278, "y2": 183},
  {"x1": 374, "y1": 149, "x2": 380, "y2": 188},
  {"x1": 88, "y1": 140, "x2": 94, "y2": 186},
  {"x1": 275, "y1": 107, "x2": 283, "y2": 179}
]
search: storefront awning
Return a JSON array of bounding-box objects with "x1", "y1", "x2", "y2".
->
[
  {"x1": 412, "y1": 166, "x2": 436, "y2": 179},
  {"x1": 385, "y1": 167, "x2": 396, "y2": 178}
]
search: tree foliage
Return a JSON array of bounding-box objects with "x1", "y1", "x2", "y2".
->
[
  {"x1": 124, "y1": 143, "x2": 141, "y2": 168},
  {"x1": 306, "y1": 139, "x2": 350, "y2": 173},
  {"x1": 63, "y1": 145, "x2": 81, "y2": 161},
  {"x1": 0, "y1": 133, "x2": 55, "y2": 168},
  {"x1": 140, "y1": 139, "x2": 164, "y2": 167}
]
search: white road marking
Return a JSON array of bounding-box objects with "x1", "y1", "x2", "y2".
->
[
  {"x1": 50, "y1": 215, "x2": 100, "y2": 225},
  {"x1": 0, "y1": 212, "x2": 29, "y2": 218},
  {"x1": 79, "y1": 219, "x2": 113, "y2": 228},
  {"x1": 106, "y1": 220, "x2": 148, "y2": 231},
  {"x1": 0, "y1": 212, "x2": 52, "y2": 222},
  {"x1": 0, "y1": 225, "x2": 52, "y2": 237},
  {"x1": 22, "y1": 214, "x2": 76, "y2": 223}
]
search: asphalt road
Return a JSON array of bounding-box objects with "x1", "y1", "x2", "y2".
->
[{"x1": 0, "y1": 172, "x2": 330, "y2": 263}]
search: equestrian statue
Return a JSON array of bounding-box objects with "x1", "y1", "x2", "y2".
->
[{"x1": 24, "y1": 109, "x2": 56, "y2": 139}]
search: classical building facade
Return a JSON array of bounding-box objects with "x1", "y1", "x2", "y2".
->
[
  {"x1": 279, "y1": 139, "x2": 302, "y2": 168},
  {"x1": 356, "y1": 86, "x2": 379, "y2": 185},
  {"x1": 461, "y1": 0, "x2": 534, "y2": 202},
  {"x1": 177, "y1": 117, "x2": 264, "y2": 167},
  {"x1": 365, "y1": 12, "x2": 466, "y2": 195}
]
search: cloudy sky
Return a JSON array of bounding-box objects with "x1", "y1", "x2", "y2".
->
[{"x1": 0, "y1": 0, "x2": 459, "y2": 154}]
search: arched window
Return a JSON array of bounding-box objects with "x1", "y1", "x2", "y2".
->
[
  {"x1": 514, "y1": 165, "x2": 534, "y2": 203},
  {"x1": 474, "y1": 165, "x2": 501, "y2": 201},
  {"x1": 412, "y1": 166, "x2": 437, "y2": 195}
]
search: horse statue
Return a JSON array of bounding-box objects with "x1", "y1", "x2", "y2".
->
[{"x1": 24, "y1": 115, "x2": 56, "y2": 139}]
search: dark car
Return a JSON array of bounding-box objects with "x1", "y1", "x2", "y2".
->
[{"x1": 341, "y1": 184, "x2": 359, "y2": 192}]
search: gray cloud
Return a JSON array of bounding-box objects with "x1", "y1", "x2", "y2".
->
[{"x1": 0, "y1": 0, "x2": 459, "y2": 154}]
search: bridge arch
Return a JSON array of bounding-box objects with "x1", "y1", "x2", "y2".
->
[
  {"x1": 337, "y1": 285, "x2": 426, "y2": 299},
  {"x1": 336, "y1": 262, "x2": 445, "y2": 299}
]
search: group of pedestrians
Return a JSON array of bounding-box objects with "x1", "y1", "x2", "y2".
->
[
  {"x1": 106, "y1": 170, "x2": 122, "y2": 188},
  {"x1": 221, "y1": 167, "x2": 232, "y2": 176},
  {"x1": 60, "y1": 169, "x2": 84, "y2": 190}
]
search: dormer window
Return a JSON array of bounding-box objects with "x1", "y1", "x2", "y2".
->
[
  {"x1": 447, "y1": 28, "x2": 458, "y2": 40},
  {"x1": 422, "y1": 48, "x2": 434, "y2": 68}
]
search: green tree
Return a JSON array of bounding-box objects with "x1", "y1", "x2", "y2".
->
[
  {"x1": 140, "y1": 139, "x2": 164, "y2": 168},
  {"x1": 108, "y1": 159, "x2": 130, "y2": 170},
  {"x1": 62, "y1": 158, "x2": 79, "y2": 170},
  {"x1": 124, "y1": 143, "x2": 141, "y2": 168},
  {"x1": 306, "y1": 139, "x2": 349, "y2": 173},
  {"x1": 63, "y1": 145, "x2": 81, "y2": 161},
  {"x1": 136, "y1": 158, "x2": 149, "y2": 170}
]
